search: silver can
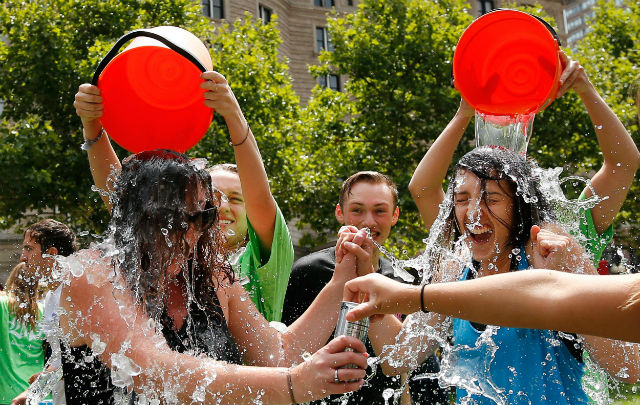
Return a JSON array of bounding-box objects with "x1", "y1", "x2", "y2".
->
[{"x1": 335, "y1": 301, "x2": 369, "y2": 369}]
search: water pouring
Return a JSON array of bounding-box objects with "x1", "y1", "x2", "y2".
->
[{"x1": 452, "y1": 9, "x2": 561, "y2": 154}]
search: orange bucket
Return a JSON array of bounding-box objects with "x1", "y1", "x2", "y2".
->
[
  {"x1": 93, "y1": 26, "x2": 213, "y2": 153},
  {"x1": 452, "y1": 10, "x2": 561, "y2": 116}
]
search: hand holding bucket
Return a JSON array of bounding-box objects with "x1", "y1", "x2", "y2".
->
[
  {"x1": 93, "y1": 26, "x2": 213, "y2": 153},
  {"x1": 452, "y1": 10, "x2": 561, "y2": 153}
]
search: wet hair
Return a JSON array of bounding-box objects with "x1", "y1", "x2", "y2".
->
[
  {"x1": 442, "y1": 147, "x2": 556, "y2": 267},
  {"x1": 339, "y1": 171, "x2": 398, "y2": 209},
  {"x1": 25, "y1": 219, "x2": 77, "y2": 257},
  {"x1": 111, "y1": 150, "x2": 233, "y2": 320},
  {"x1": 6, "y1": 262, "x2": 40, "y2": 330}
]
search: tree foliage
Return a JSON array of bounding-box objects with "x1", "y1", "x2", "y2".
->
[
  {"x1": 295, "y1": 0, "x2": 473, "y2": 254},
  {"x1": 294, "y1": 0, "x2": 640, "y2": 254},
  {"x1": 0, "y1": 1, "x2": 301, "y2": 241},
  {"x1": 568, "y1": 0, "x2": 640, "y2": 247},
  {"x1": 1, "y1": 0, "x2": 637, "y2": 255}
]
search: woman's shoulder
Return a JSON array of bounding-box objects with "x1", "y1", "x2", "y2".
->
[{"x1": 61, "y1": 248, "x2": 113, "y2": 289}]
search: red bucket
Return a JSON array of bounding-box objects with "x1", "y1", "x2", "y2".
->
[
  {"x1": 93, "y1": 26, "x2": 213, "y2": 153},
  {"x1": 453, "y1": 10, "x2": 560, "y2": 116}
]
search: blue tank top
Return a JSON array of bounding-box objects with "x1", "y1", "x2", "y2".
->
[{"x1": 452, "y1": 254, "x2": 589, "y2": 405}]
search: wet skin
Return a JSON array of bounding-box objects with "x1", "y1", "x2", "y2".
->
[
  {"x1": 453, "y1": 170, "x2": 515, "y2": 275},
  {"x1": 335, "y1": 182, "x2": 399, "y2": 245},
  {"x1": 20, "y1": 231, "x2": 55, "y2": 279}
]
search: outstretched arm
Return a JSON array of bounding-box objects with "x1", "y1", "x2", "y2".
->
[
  {"x1": 409, "y1": 98, "x2": 474, "y2": 230},
  {"x1": 73, "y1": 84, "x2": 121, "y2": 213},
  {"x1": 556, "y1": 51, "x2": 640, "y2": 233},
  {"x1": 345, "y1": 271, "x2": 640, "y2": 348},
  {"x1": 201, "y1": 72, "x2": 277, "y2": 249}
]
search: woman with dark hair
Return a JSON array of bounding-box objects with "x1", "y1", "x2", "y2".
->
[
  {"x1": 365, "y1": 49, "x2": 640, "y2": 404},
  {"x1": 58, "y1": 150, "x2": 368, "y2": 405},
  {"x1": 339, "y1": 145, "x2": 640, "y2": 404},
  {"x1": 0, "y1": 263, "x2": 44, "y2": 405},
  {"x1": 75, "y1": 70, "x2": 294, "y2": 324}
]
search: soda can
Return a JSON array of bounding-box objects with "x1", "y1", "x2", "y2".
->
[{"x1": 335, "y1": 301, "x2": 369, "y2": 369}]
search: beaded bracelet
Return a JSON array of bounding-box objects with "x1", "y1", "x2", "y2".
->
[{"x1": 81, "y1": 128, "x2": 105, "y2": 151}]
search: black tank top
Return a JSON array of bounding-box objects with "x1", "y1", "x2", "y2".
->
[{"x1": 62, "y1": 292, "x2": 242, "y2": 405}]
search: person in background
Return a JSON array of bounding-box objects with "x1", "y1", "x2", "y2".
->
[
  {"x1": 73, "y1": 71, "x2": 293, "y2": 322},
  {"x1": 282, "y1": 171, "x2": 448, "y2": 405},
  {"x1": 1, "y1": 263, "x2": 44, "y2": 405},
  {"x1": 12, "y1": 219, "x2": 78, "y2": 405}
]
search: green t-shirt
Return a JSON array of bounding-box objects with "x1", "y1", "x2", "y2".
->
[
  {"x1": 234, "y1": 204, "x2": 294, "y2": 322},
  {"x1": 0, "y1": 295, "x2": 44, "y2": 405},
  {"x1": 575, "y1": 196, "x2": 614, "y2": 403},
  {"x1": 577, "y1": 193, "x2": 614, "y2": 265}
]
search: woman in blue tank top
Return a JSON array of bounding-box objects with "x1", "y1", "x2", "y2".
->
[{"x1": 353, "y1": 147, "x2": 640, "y2": 404}]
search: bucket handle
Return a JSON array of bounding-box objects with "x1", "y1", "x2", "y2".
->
[{"x1": 92, "y1": 29, "x2": 208, "y2": 85}]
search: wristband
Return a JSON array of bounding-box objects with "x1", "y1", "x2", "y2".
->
[{"x1": 420, "y1": 284, "x2": 429, "y2": 313}]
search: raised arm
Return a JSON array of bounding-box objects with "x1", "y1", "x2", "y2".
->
[
  {"x1": 556, "y1": 51, "x2": 640, "y2": 233},
  {"x1": 73, "y1": 84, "x2": 121, "y2": 213},
  {"x1": 201, "y1": 72, "x2": 277, "y2": 249},
  {"x1": 409, "y1": 98, "x2": 474, "y2": 229}
]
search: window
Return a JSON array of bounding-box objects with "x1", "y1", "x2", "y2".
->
[
  {"x1": 476, "y1": 0, "x2": 493, "y2": 16},
  {"x1": 566, "y1": 16, "x2": 583, "y2": 32},
  {"x1": 319, "y1": 74, "x2": 340, "y2": 91},
  {"x1": 347, "y1": 0, "x2": 353, "y2": 5},
  {"x1": 259, "y1": 4, "x2": 273, "y2": 24},
  {"x1": 316, "y1": 27, "x2": 334, "y2": 53},
  {"x1": 202, "y1": 0, "x2": 224, "y2": 19},
  {"x1": 314, "y1": 0, "x2": 335, "y2": 8},
  {"x1": 567, "y1": 28, "x2": 585, "y2": 45}
]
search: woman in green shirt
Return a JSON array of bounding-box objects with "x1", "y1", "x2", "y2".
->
[{"x1": 0, "y1": 263, "x2": 44, "y2": 405}]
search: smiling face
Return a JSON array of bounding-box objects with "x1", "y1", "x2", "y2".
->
[
  {"x1": 335, "y1": 181, "x2": 399, "y2": 244},
  {"x1": 453, "y1": 170, "x2": 515, "y2": 272},
  {"x1": 209, "y1": 169, "x2": 248, "y2": 250}
]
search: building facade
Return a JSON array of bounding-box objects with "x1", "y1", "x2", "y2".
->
[
  {"x1": 202, "y1": 0, "x2": 604, "y2": 103},
  {"x1": 203, "y1": 0, "x2": 357, "y2": 102}
]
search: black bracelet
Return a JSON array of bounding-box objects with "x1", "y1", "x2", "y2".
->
[
  {"x1": 287, "y1": 369, "x2": 298, "y2": 404},
  {"x1": 229, "y1": 124, "x2": 250, "y2": 147},
  {"x1": 420, "y1": 284, "x2": 429, "y2": 313},
  {"x1": 81, "y1": 128, "x2": 105, "y2": 151}
]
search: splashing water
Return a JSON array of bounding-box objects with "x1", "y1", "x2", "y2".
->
[
  {"x1": 368, "y1": 162, "x2": 625, "y2": 405},
  {"x1": 37, "y1": 155, "x2": 637, "y2": 405}
]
